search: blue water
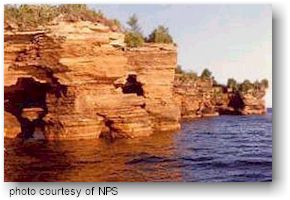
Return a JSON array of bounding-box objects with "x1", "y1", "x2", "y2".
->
[
  {"x1": 5, "y1": 109, "x2": 272, "y2": 182},
  {"x1": 176, "y1": 108, "x2": 272, "y2": 182}
]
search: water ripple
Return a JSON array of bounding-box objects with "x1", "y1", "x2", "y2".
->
[{"x1": 4, "y1": 109, "x2": 272, "y2": 182}]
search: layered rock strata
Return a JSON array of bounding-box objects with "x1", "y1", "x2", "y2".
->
[
  {"x1": 174, "y1": 75, "x2": 267, "y2": 119},
  {"x1": 173, "y1": 75, "x2": 218, "y2": 119},
  {"x1": 4, "y1": 21, "x2": 179, "y2": 140},
  {"x1": 4, "y1": 20, "x2": 267, "y2": 140}
]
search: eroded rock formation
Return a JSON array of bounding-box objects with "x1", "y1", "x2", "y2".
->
[
  {"x1": 4, "y1": 21, "x2": 179, "y2": 140},
  {"x1": 174, "y1": 75, "x2": 267, "y2": 119},
  {"x1": 4, "y1": 20, "x2": 267, "y2": 140},
  {"x1": 173, "y1": 75, "x2": 218, "y2": 119}
]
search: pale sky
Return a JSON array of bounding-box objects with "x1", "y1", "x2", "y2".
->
[{"x1": 90, "y1": 5, "x2": 272, "y2": 107}]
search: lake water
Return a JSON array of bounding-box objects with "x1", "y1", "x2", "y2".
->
[{"x1": 4, "y1": 109, "x2": 272, "y2": 182}]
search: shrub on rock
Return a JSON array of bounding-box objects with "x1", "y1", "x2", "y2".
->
[{"x1": 147, "y1": 25, "x2": 173, "y2": 44}]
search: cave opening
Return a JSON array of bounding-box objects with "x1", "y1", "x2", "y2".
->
[
  {"x1": 228, "y1": 92, "x2": 245, "y2": 113},
  {"x1": 5, "y1": 77, "x2": 50, "y2": 140},
  {"x1": 122, "y1": 74, "x2": 144, "y2": 96}
]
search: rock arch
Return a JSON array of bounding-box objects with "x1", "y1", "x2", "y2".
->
[{"x1": 4, "y1": 77, "x2": 49, "y2": 139}]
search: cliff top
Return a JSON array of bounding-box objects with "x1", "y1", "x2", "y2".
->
[
  {"x1": 4, "y1": 4, "x2": 121, "y2": 32},
  {"x1": 5, "y1": 4, "x2": 178, "y2": 50},
  {"x1": 175, "y1": 67, "x2": 268, "y2": 96}
]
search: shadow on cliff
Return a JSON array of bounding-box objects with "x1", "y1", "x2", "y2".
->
[
  {"x1": 219, "y1": 92, "x2": 245, "y2": 115},
  {"x1": 121, "y1": 74, "x2": 144, "y2": 96},
  {"x1": 4, "y1": 77, "x2": 67, "y2": 140}
]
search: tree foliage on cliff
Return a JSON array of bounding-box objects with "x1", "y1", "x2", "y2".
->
[
  {"x1": 239, "y1": 80, "x2": 252, "y2": 92},
  {"x1": 147, "y1": 25, "x2": 173, "y2": 44},
  {"x1": 127, "y1": 14, "x2": 142, "y2": 34},
  {"x1": 124, "y1": 32, "x2": 145, "y2": 48},
  {"x1": 175, "y1": 65, "x2": 184, "y2": 74},
  {"x1": 176, "y1": 66, "x2": 269, "y2": 95},
  {"x1": 227, "y1": 78, "x2": 238, "y2": 91},
  {"x1": 4, "y1": 4, "x2": 121, "y2": 31},
  {"x1": 238, "y1": 79, "x2": 269, "y2": 93},
  {"x1": 260, "y1": 79, "x2": 269, "y2": 89},
  {"x1": 124, "y1": 14, "x2": 144, "y2": 47},
  {"x1": 5, "y1": 5, "x2": 176, "y2": 46},
  {"x1": 175, "y1": 65, "x2": 198, "y2": 83},
  {"x1": 200, "y1": 68, "x2": 212, "y2": 79},
  {"x1": 5, "y1": 5, "x2": 57, "y2": 30}
]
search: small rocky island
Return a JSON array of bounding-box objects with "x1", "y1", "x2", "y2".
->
[{"x1": 4, "y1": 5, "x2": 269, "y2": 140}]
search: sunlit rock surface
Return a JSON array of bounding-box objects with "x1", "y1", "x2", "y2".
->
[
  {"x1": 4, "y1": 21, "x2": 179, "y2": 140},
  {"x1": 4, "y1": 20, "x2": 267, "y2": 140},
  {"x1": 173, "y1": 76, "x2": 218, "y2": 119},
  {"x1": 173, "y1": 75, "x2": 267, "y2": 119}
]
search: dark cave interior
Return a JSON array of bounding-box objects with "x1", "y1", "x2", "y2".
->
[
  {"x1": 122, "y1": 74, "x2": 144, "y2": 96},
  {"x1": 4, "y1": 78, "x2": 49, "y2": 139}
]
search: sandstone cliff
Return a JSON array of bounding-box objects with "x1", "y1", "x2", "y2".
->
[
  {"x1": 173, "y1": 75, "x2": 218, "y2": 119},
  {"x1": 173, "y1": 74, "x2": 267, "y2": 119},
  {"x1": 4, "y1": 20, "x2": 267, "y2": 140},
  {"x1": 4, "y1": 21, "x2": 179, "y2": 140},
  {"x1": 237, "y1": 89, "x2": 267, "y2": 115}
]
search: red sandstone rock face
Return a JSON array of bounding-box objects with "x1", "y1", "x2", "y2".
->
[
  {"x1": 125, "y1": 44, "x2": 180, "y2": 131},
  {"x1": 173, "y1": 75, "x2": 267, "y2": 119},
  {"x1": 4, "y1": 21, "x2": 179, "y2": 140},
  {"x1": 4, "y1": 20, "x2": 267, "y2": 140},
  {"x1": 240, "y1": 89, "x2": 267, "y2": 115},
  {"x1": 4, "y1": 112, "x2": 21, "y2": 139},
  {"x1": 173, "y1": 76, "x2": 218, "y2": 119}
]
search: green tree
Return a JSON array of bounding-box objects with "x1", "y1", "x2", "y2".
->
[
  {"x1": 58, "y1": 4, "x2": 88, "y2": 13},
  {"x1": 147, "y1": 25, "x2": 173, "y2": 43},
  {"x1": 4, "y1": 4, "x2": 120, "y2": 31},
  {"x1": 227, "y1": 78, "x2": 238, "y2": 91},
  {"x1": 57, "y1": 4, "x2": 103, "y2": 22},
  {"x1": 124, "y1": 32, "x2": 144, "y2": 48},
  {"x1": 175, "y1": 65, "x2": 184, "y2": 74},
  {"x1": 125, "y1": 14, "x2": 144, "y2": 47},
  {"x1": 112, "y1": 19, "x2": 121, "y2": 28},
  {"x1": 200, "y1": 68, "x2": 212, "y2": 79},
  {"x1": 260, "y1": 79, "x2": 269, "y2": 89},
  {"x1": 186, "y1": 70, "x2": 198, "y2": 79},
  {"x1": 4, "y1": 5, "x2": 59, "y2": 30},
  {"x1": 239, "y1": 79, "x2": 253, "y2": 92},
  {"x1": 253, "y1": 80, "x2": 261, "y2": 90},
  {"x1": 127, "y1": 14, "x2": 142, "y2": 34}
]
